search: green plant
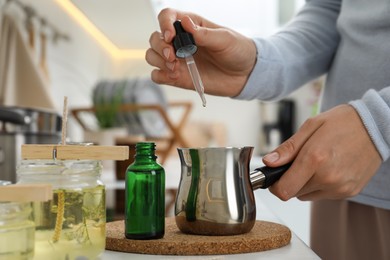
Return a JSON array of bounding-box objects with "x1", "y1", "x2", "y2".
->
[{"x1": 94, "y1": 82, "x2": 125, "y2": 129}]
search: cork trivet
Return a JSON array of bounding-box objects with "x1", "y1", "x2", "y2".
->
[{"x1": 105, "y1": 217, "x2": 291, "y2": 255}]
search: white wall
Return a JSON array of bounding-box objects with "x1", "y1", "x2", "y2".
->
[
  {"x1": 13, "y1": 0, "x2": 146, "y2": 140},
  {"x1": 152, "y1": 0, "x2": 280, "y2": 37},
  {"x1": 12, "y1": 0, "x2": 114, "y2": 109}
]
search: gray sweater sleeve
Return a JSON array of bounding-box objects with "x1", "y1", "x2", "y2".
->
[
  {"x1": 236, "y1": 0, "x2": 341, "y2": 100},
  {"x1": 350, "y1": 88, "x2": 390, "y2": 161}
]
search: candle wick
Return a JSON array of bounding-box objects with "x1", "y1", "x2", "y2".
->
[{"x1": 61, "y1": 96, "x2": 68, "y2": 145}]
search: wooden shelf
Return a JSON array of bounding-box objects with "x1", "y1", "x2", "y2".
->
[{"x1": 70, "y1": 102, "x2": 192, "y2": 164}]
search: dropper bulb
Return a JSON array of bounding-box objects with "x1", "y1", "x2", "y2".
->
[{"x1": 172, "y1": 21, "x2": 197, "y2": 58}]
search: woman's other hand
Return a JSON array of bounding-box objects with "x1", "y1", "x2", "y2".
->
[{"x1": 263, "y1": 104, "x2": 382, "y2": 201}]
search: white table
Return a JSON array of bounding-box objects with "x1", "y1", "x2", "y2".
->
[{"x1": 101, "y1": 196, "x2": 319, "y2": 259}]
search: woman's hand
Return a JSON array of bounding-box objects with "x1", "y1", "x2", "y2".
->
[
  {"x1": 263, "y1": 104, "x2": 382, "y2": 201},
  {"x1": 146, "y1": 8, "x2": 257, "y2": 97}
]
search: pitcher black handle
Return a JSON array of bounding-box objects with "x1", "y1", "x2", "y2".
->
[{"x1": 250, "y1": 163, "x2": 292, "y2": 189}]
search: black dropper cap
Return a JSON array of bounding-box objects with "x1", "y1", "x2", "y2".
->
[{"x1": 172, "y1": 20, "x2": 197, "y2": 58}]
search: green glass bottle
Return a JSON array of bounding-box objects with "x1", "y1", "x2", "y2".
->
[{"x1": 125, "y1": 142, "x2": 165, "y2": 239}]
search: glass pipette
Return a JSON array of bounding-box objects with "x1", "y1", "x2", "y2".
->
[
  {"x1": 184, "y1": 53, "x2": 207, "y2": 107},
  {"x1": 172, "y1": 20, "x2": 207, "y2": 107}
]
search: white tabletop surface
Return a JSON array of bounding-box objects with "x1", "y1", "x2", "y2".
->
[{"x1": 101, "y1": 197, "x2": 319, "y2": 259}]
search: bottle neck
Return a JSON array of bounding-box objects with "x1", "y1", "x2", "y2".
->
[{"x1": 134, "y1": 142, "x2": 157, "y2": 163}]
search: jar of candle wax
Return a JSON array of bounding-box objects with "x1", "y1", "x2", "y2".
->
[
  {"x1": 17, "y1": 159, "x2": 105, "y2": 260},
  {"x1": 0, "y1": 201, "x2": 35, "y2": 260}
]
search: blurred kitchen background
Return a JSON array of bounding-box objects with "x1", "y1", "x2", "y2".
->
[{"x1": 0, "y1": 0, "x2": 325, "y2": 245}]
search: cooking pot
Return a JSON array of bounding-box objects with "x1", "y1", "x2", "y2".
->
[
  {"x1": 175, "y1": 147, "x2": 290, "y2": 235},
  {"x1": 0, "y1": 106, "x2": 62, "y2": 183}
]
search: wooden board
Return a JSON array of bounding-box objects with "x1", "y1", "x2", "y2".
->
[
  {"x1": 0, "y1": 184, "x2": 52, "y2": 202},
  {"x1": 21, "y1": 144, "x2": 129, "y2": 160},
  {"x1": 105, "y1": 217, "x2": 291, "y2": 255}
]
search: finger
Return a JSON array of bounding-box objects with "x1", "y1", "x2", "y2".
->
[
  {"x1": 295, "y1": 183, "x2": 319, "y2": 199},
  {"x1": 268, "y1": 120, "x2": 328, "y2": 201},
  {"x1": 263, "y1": 117, "x2": 324, "y2": 167},
  {"x1": 295, "y1": 170, "x2": 364, "y2": 201},
  {"x1": 296, "y1": 189, "x2": 348, "y2": 201},
  {"x1": 158, "y1": 13, "x2": 231, "y2": 58},
  {"x1": 268, "y1": 156, "x2": 315, "y2": 201},
  {"x1": 296, "y1": 190, "x2": 324, "y2": 201},
  {"x1": 151, "y1": 69, "x2": 179, "y2": 86},
  {"x1": 292, "y1": 166, "x2": 337, "y2": 199},
  {"x1": 158, "y1": 8, "x2": 181, "y2": 42},
  {"x1": 158, "y1": 9, "x2": 211, "y2": 43},
  {"x1": 145, "y1": 48, "x2": 176, "y2": 71},
  {"x1": 149, "y1": 31, "x2": 176, "y2": 62},
  {"x1": 293, "y1": 173, "x2": 324, "y2": 199}
]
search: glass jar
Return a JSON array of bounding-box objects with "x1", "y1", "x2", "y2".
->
[
  {"x1": 0, "y1": 201, "x2": 35, "y2": 260},
  {"x1": 17, "y1": 159, "x2": 105, "y2": 260}
]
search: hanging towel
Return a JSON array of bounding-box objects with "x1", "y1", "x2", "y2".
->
[{"x1": 0, "y1": 13, "x2": 55, "y2": 110}]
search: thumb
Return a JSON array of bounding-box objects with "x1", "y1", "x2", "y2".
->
[
  {"x1": 263, "y1": 139, "x2": 299, "y2": 167},
  {"x1": 262, "y1": 119, "x2": 322, "y2": 167}
]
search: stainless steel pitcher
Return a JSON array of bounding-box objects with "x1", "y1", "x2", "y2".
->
[{"x1": 175, "y1": 147, "x2": 290, "y2": 236}]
